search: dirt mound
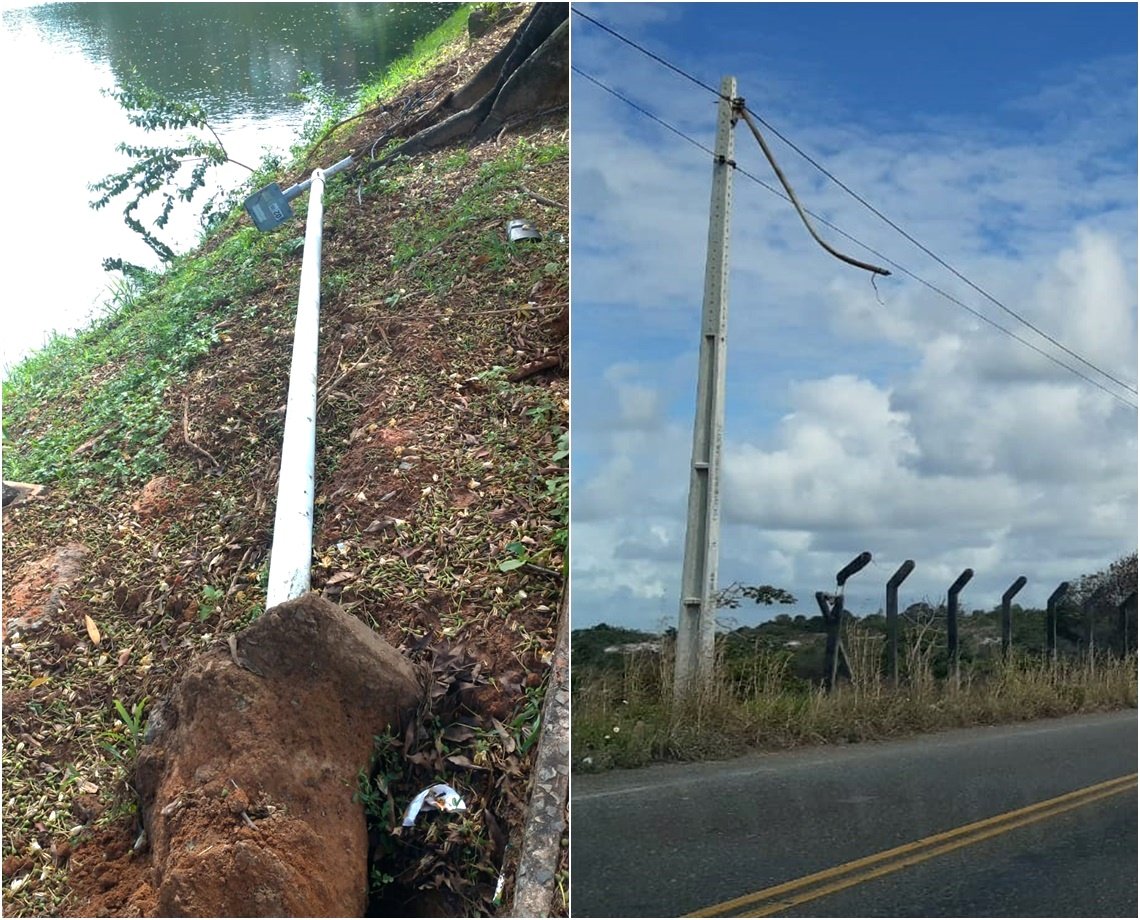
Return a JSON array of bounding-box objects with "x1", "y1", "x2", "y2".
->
[
  {"x1": 3, "y1": 542, "x2": 89, "y2": 637},
  {"x1": 64, "y1": 822, "x2": 157, "y2": 918},
  {"x1": 134, "y1": 594, "x2": 425, "y2": 916}
]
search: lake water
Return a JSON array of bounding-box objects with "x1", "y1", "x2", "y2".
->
[{"x1": 0, "y1": 1, "x2": 457, "y2": 373}]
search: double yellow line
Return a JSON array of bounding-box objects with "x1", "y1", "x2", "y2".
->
[{"x1": 690, "y1": 773, "x2": 1137, "y2": 918}]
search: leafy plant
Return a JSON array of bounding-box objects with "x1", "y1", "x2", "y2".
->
[
  {"x1": 498, "y1": 541, "x2": 530, "y2": 573},
  {"x1": 355, "y1": 734, "x2": 406, "y2": 899},
  {"x1": 716, "y1": 582, "x2": 797, "y2": 610},
  {"x1": 508, "y1": 681, "x2": 546, "y2": 755},
  {"x1": 547, "y1": 430, "x2": 569, "y2": 554},
  {"x1": 289, "y1": 70, "x2": 353, "y2": 151},
  {"x1": 90, "y1": 70, "x2": 253, "y2": 270},
  {"x1": 198, "y1": 585, "x2": 224, "y2": 621},
  {"x1": 101, "y1": 698, "x2": 147, "y2": 763}
]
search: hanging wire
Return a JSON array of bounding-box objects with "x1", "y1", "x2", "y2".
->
[
  {"x1": 572, "y1": 10, "x2": 1138, "y2": 399},
  {"x1": 573, "y1": 63, "x2": 1138, "y2": 412},
  {"x1": 737, "y1": 105, "x2": 890, "y2": 277}
]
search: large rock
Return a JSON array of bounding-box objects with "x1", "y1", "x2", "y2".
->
[{"x1": 136, "y1": 594, "x2": 426, "y2": 917}]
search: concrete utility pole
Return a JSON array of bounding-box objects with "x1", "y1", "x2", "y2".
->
[{"x1": 674, "y1": 76, "x2": 739, "y2": 698}]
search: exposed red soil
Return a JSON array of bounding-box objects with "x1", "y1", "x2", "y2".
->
[
  {"x1": 130, "y1": 594, "x2": 424, "y2": 917},
  {"x1": 3, "y1": 542, "x2": 89, "y2": 637},
  {"x1": 2, "y1": 8, "x2": 566, "y2": 917}
]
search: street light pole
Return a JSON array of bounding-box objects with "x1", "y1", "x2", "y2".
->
[{"x1": 675, "y1": 76, "x2": 738, "y2": 698}]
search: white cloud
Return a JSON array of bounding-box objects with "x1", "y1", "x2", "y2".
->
[{"x1": 571, "y1": 9, "x2": 1137, "y2": 630}]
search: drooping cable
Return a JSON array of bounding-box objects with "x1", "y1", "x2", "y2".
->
[
  {"x1": 573, "y1": 10, "x2": 1138, "y2": 398},
  {"x1": 574, "y1": 67, "x2": 1139, "y2": 411}
]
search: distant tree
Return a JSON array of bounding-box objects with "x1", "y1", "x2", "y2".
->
[
  {"x1": 715, "y1": 582, "x2": 797, "y2": 610},
  {"x1": 1061, "y1": 552, "x2": 1138, "y2": 649},
  {"x1": 1070, "y1": 552, "x2": 1137, "y2": 609}
]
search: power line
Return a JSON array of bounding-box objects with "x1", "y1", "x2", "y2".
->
[
  {"x1": 574, "y1": 67, "x2": 1139, "y2": 411},
  {"x1": 571, "y1": 66, "x2": 716, "y2": 160},
  {"x1": 573, "y1": 10, "x2": 1138, "y2": 399},
  {"x1": 571, "y1": 7, "x2": 725, "y2": 99},
  {"x1": 743, "y1": 103, "x2": 1139, "y2": 397}
]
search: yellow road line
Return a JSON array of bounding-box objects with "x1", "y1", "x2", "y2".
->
[
  {"x1": 744, "y1": 779, "x2": 1137, "y2": 917},
  {"x1": 690, "y1": 773, "x2": 1137, "y2": 918}
]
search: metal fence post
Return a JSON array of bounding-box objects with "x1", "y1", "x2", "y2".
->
[
  {"x1": 946, "y1": 568, "x2": 973, "y2": 688},
  {"x1": 265, "y1": 167, "x2": 329, "y2": 609},
  {"x1": 1001, "y1": 575, "x2": 1027, "y2": 661},
  {"x1": 816, "y1": 591, "x2": 844, "y2": 692},
  {"x1": 1083, "y1": 595, "x2": 1096, "y2": 662},
  {"x1": 1046, "y1": 581, "x2": 1069, "y2": 662},
  {"x1": 819, "y1": 552, "x2": 871, "y2": 691},
  {"x1": 886, "y1": 560, "x2": 915, "y2": 689}
]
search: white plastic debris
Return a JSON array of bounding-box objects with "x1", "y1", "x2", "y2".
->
[{"x1": 401, "y1": 782, "x2": 467, "y2": 827}]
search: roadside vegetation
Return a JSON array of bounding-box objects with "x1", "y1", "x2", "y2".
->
[
  {"x1": 574, "y1": 556, "x2": 1138, "y2": 772},
  {"x1": 3, "y1": 6, "x2": 566, "y2": 916}
]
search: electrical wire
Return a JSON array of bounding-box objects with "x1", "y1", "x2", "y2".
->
[
  {"x1": 572, "y1": 66, "x2": 717, "y2": 160},
  {"x1": 573, "y1": 9, "x2": 1139, "y2": 399},
  {"x1": 571, "y1": 7, "x2": 726, "y2": 99},
  {"x1": 574, "y1": 67, "x2": 1139, "y2": 412},
  {"x1": 737, "y1": 105, "x2": 890, "y2": 277},
  {"x1": 743, "y1": 102, "x2": 1139, "y2": 397}
]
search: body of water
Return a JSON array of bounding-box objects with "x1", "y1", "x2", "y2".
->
[{"x1": 0, "y1": 1, "x2": 456, "y2": 373}]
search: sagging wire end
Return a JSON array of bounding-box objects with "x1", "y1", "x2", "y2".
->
[{"x1": 738, "y1": 105, "x2": 892, "y2": 278}]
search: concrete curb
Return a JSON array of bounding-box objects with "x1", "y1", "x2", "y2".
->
[{"x1": 510, "y1": 587, "x2": 569, "y2": 917}]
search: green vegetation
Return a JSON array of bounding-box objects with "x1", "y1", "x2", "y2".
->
[
  {"x1": 381, "y1": 134, "x2": 568, "y2": 298},
  {"x1": 574, "y1": 555, "x2": 1138, "y2": 772},
  {"x1": 574, "y1": 640, "x2": 1137, "y2": 772},
  {"x1": 360, "y1": 5, "x2": 472, "y2": 109},
  {"x1": 100, "y1": 698, "x2": 148, "y2": 765},
  {"x1": 3, "y1": 225, "x2": 280, "y2": 491},
  {"x1": 89, "y1": 71, "x2": 251, "y2": 270},
  {"x1": 1, "y1": 6, "x2": 497, "y2": 493},
  {"x1": 3, "y1": 6, "x2": 566, "y2": 917}
]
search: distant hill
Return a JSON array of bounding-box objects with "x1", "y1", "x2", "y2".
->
[
  {"x1": 571, "y1": 623, "x2": 660, "y2": 673},
  {"x1": 571, "y1": 601, "x2": 1121, "y2": 685}
]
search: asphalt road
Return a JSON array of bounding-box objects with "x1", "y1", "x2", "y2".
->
[{"x1": 571, "y1": 710, "x2": 1138, "y2": 917}]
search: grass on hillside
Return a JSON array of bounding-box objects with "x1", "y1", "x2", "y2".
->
[
  {"x1": 361, "y1": 4, "x2": 473, "y2": 107},
  {"x1": 574, "y1": 633, "x2": 1138, "y2": 772},
  {"x1": 1, "y1": 3, "x2": 472, "y2": 491},
  {"x1": 2, "y1": 6, "x2": 568, "y2": 916}
]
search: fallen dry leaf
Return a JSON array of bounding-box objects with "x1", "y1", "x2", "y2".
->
[{"x1": 84, "y1": 615, "x2": 102, "y2": 647}]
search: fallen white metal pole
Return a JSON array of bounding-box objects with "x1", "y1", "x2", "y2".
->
[{"x1": 265, "y1": 166, "x2": 327, "y2": 609}]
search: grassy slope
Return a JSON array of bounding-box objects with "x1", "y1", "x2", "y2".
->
[
  {"x1": 573, "y1": 618, "x2": 1137, "y2": 772},
  {"x1": 2, "y1": 7, "x2": 567, "y2": 916}
]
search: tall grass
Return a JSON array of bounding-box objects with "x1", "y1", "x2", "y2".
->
[{"x1": 573, "y1": 639, "x2": 1138, "y2": 772}]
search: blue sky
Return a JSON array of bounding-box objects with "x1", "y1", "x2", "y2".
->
[{"x1": 570, "y1": 2, "x2": 1138, "y2": 631}]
